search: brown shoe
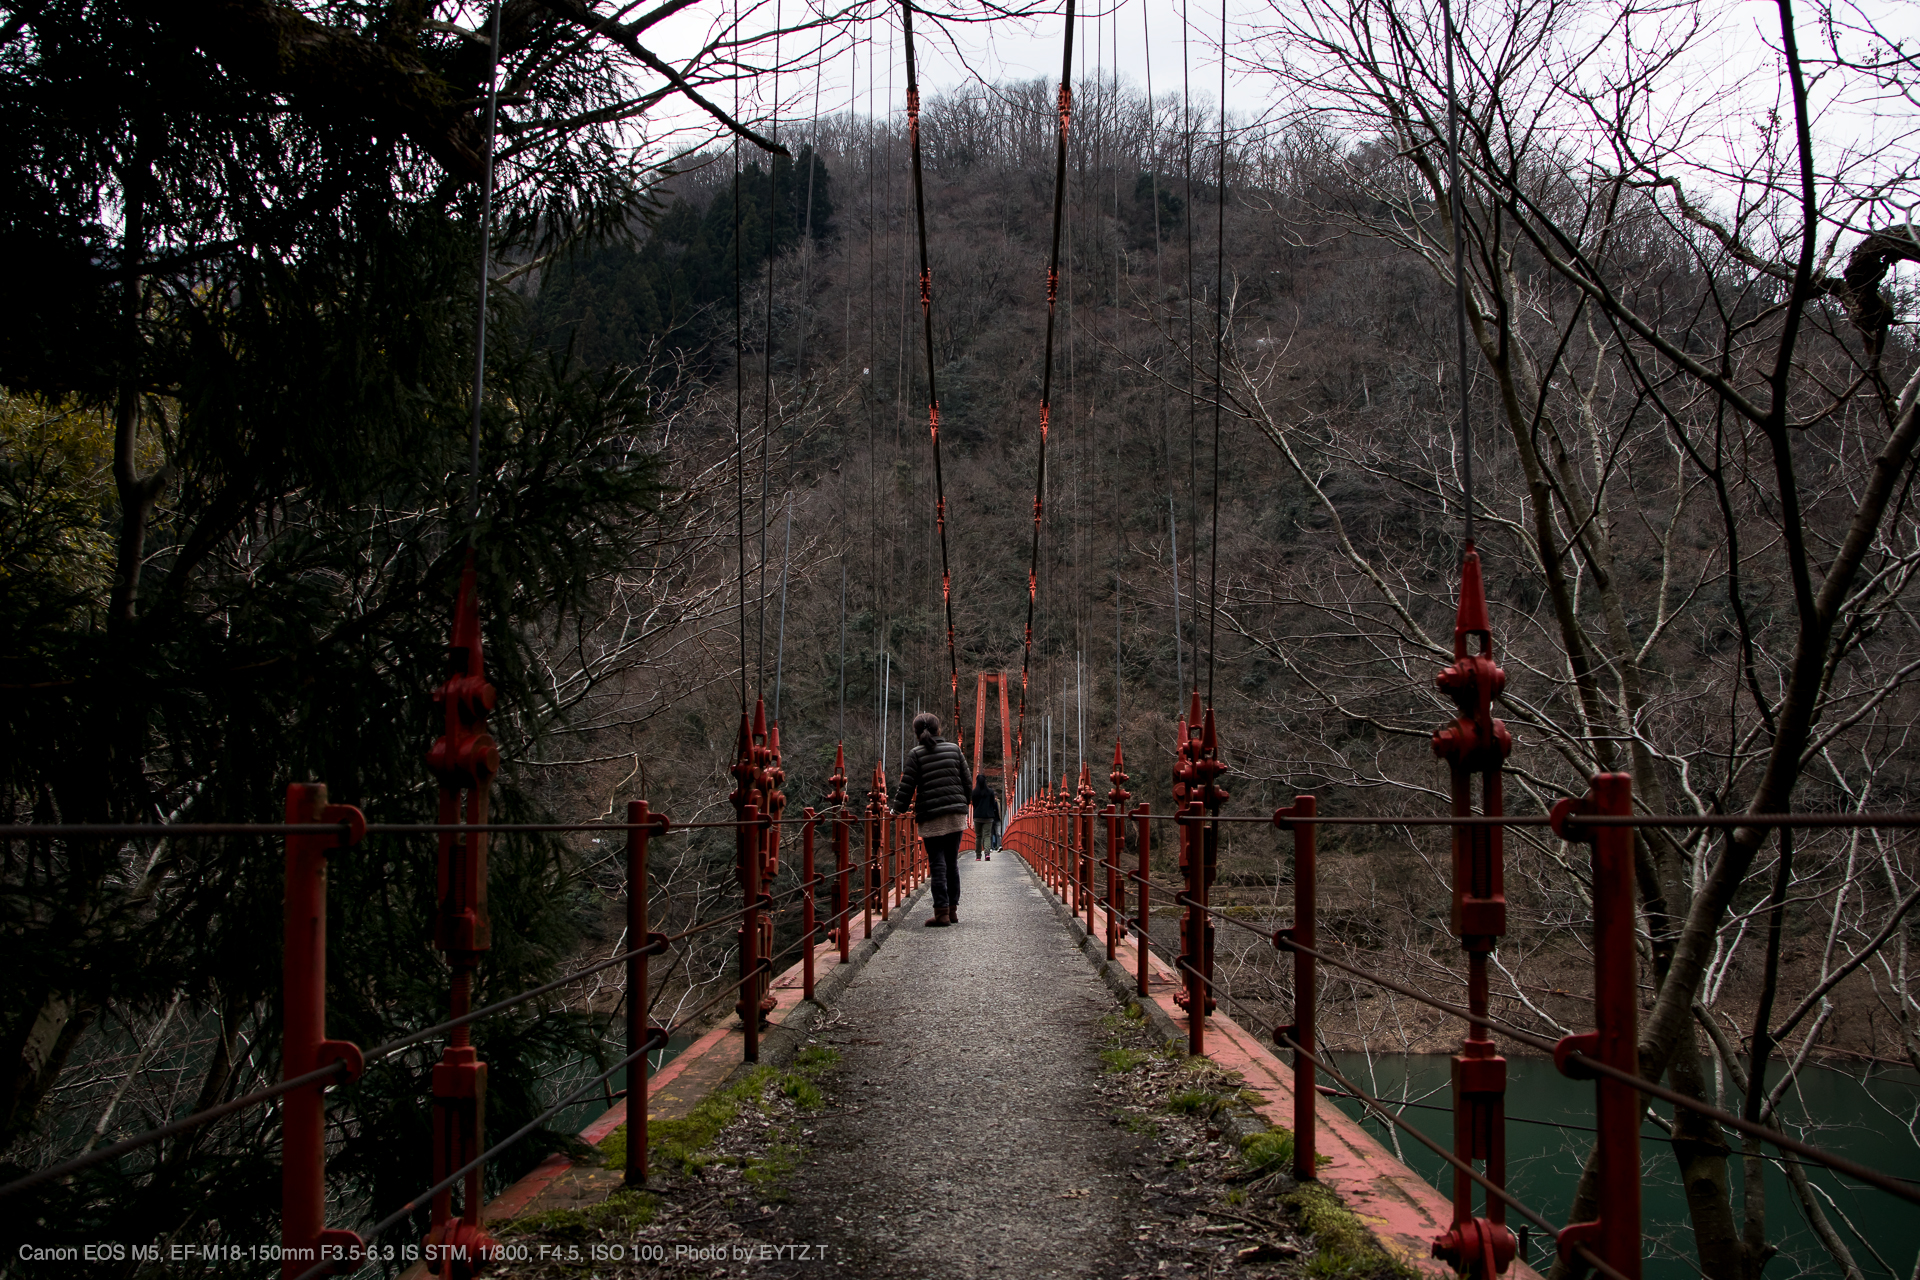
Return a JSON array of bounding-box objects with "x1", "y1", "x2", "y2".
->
[
  {"x1": 925, "y1": 907, "x2": 950, "y2": 927},
  {"x1": 948, "y1": 903, "x2": 959, "y2": 924}
]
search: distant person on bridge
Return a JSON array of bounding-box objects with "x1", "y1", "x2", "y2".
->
[
  {"x1": 970, "y1": 776, "x2": 1001, "y2": 860},
  {"x1": 891, "y1": 712, "x2": 972, "y2": 928}
]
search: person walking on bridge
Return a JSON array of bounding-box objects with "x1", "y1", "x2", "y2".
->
[
  {"x1": 891, "y1": 712, "x2": 972, "y2": 927},
  {"x1": 970, "y1": 776, "x2": 1000, "y2": 860}
]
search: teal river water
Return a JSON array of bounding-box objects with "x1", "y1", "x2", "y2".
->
[{"x1": 1323, "y1": 1053, "x2": 1920, "y2": 1278}]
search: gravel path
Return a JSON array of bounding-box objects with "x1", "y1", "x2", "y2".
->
[
  {"x1": 492, "y1": 854, "x2": 1340, "y2": 1280},
  {"x1": 780, "y1": 852, "x2": 1152, "y2": 1278}
]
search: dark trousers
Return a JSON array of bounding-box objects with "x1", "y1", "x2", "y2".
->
[
  {"x1": 926, "y1": 831, "x2": 963, "y2": 908},
  {"x1": 978, "y1": 817, "x2": 1000, "y2": 848}
]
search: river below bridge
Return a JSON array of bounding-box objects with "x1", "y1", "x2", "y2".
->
[{"x1": 1322, "y1": 1052, "x2": 1919, "y2": 1278}]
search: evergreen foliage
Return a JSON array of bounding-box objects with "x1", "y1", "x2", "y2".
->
[
  {"x1": 529, "y1": 148, "x2": 834, "y2": 371},
  {"x1": 0, "y1": 0, "x2": 678, "y2": 1256}
]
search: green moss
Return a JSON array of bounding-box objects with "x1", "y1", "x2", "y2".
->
[
  {"x1": 741, "y1": 1141, "x2": 799, "y2": 1194},
  {"x1": 792, "y1": 1045, "x2": 840, "y2": 1071},
  {"x1": 1100, "y1": 1047, "x2": 1149, "y2": 1073},
  {"x1": 496, "y1": 1190, "x2": 658, "y2": 1239},
  {"x1": 1285, "y1": 1183, "x2": 1420, "y2": 1279},
  {"x1": 597, "y1": 1046, "x2": 841, "y2": 1175},
  {"x1": 1240, "y1": 1127, "x2": 1296, "y2": 1174},
  {"x1": 1165, "y1": 1087, "x2": 1222, "y2": 1117}
]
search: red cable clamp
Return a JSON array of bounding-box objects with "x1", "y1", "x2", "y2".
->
[
  {"x1": 920, "y1": 269, "x2": 931, "y2": 313},
  {"x1": 1432, "y1": 1219, "x2": 1515, "y2": 1276},
  {"x1": 1057, "y1": 84, "x2": 1072, "y2": 134}
]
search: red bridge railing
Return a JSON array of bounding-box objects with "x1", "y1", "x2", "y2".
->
[
  {"x1": 1002, "y1": 546, "x2": 1920, "y2": 1280},
  {"x1": 0, "y1": 573, "x2": 931, "y2": 1279}
]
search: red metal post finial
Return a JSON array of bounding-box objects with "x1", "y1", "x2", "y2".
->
[
  {"x1": 1107, "y1": 740, "x2": 1130, "y2": 809},
  {"x1": 1429, "y1": 542, "x2": 1517, "y2": 1270},
  {"x1": 423, "y1": 550, "x2": 500, "y2": 1271},
  {"x1": 828, "y1": 742, "x2": 848, "y2": 809}
]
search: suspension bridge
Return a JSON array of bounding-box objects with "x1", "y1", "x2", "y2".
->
[
  {"x1": 5, "y1": 548, "x2": 1918, "y2": 1279},
  {"x1": 4, "y1": 0, "x2": 1918, "y2": 1276}
]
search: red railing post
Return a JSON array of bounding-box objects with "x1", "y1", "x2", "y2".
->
[
  {"x1": 1106, "y1": 742, "x2": 1130, "y2": 962},
  {"x1": 423, "y1": 554, "x2": 500, "y2": 1273},
  {"x1": 1430, "y1": 544, "x2": 1517, "y2": 1276},
  {"x1": 1551, "y1": 774, "x2": 1642, "y2": 1280},
  {"x1": 739, "y1": 799, "x2": 762, "y2": 1062},
  {"x1": 1133, "y1": 800, "x2": 1151, "y2": 998},
  {"x1": 865, "y1": 763, "x2": 882, "y2": 937},
  {"x1": 1065, "y1": 776, "x2": 1076, "y2": 913},
  {"x1": 752, "y1": 703, "x2": 779, "y2": 1024},
  {"x1": 728, "y1": 709, "x2": 765, "y2": 1063},
  {"x1": 828, "y1": 745, "x2": 851, "y2": 962},
  {"x1": 1174, "y1": 693, "x2": 1225, "y2": 1054},
  {"x1": 802, "y1": 807, "x2": 817, "y2": 1001},
  {"x1": 1079, "y1": 763, "x2": 1096, "y2": 936},
  {"x1": 1274, "y1": 796, "x2": 1316, "y2": 1183},
  {"x1": 282, "y1": 784, "x2": 366, "y2": 1280},
  {"x1": 625, "y1": 800, "x2": 669, "y2": 1187}
]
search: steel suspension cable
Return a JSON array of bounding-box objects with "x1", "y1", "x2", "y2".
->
[
  {"x1": 1180, "y1": 0, "x2": 1197, "y2": 700},
  {"x1": 735, "y1": 0, "x2": 748, "y2": 714},
  {"x1": 1204, "y1": 0, "x2": 1225, "y2": 708},
  {"x1": 1441, "y1": 0, "x2": 1473, "y2": 546},
  {"x1": 759, "y1": 1, "x2": 782, "y2": 704},
  {"x1": 1014, "y1": 0, "x2": 1077, "y2": 783},
  {"x1": 898, "y1": 0, "x2": 962, "y2": 738}
]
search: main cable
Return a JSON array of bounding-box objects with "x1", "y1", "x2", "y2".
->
[
  {"x1": 1441, "y1": 0, "x2": 1473, "y2": 548},
  {"x1": 898, "y1": 0, "x2": 962, "y2": 740},
  {"x1": 1204, "y1": 0, "x2": 1225, "y2": 706},
  {"x1": 1014, "y1": 0, "x2": 1078, "y2": 793},
  {"x1": 734, "y1": 0, "x2": 748, "y2": 713},
  {"x1": 759, "y1": 0, "x2": 783, "y2": 706}
]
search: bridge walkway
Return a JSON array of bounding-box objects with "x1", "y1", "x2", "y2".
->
[{"x1": 483, "y1": 849, "x2": 1549, "y2": 1279}]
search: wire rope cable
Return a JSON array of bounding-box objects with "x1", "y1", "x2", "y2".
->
[
  {"x1": 1440, "y1": 0, "x2": 1474, "y2": 547},
  {"x1": 734, "y1": 0, "x2": 748, "y2": 713},
  {"x1": 1204, "y1": 0, "x2": 1226, "y2": 707},
  {"x1": 1014, "y1": 0, "x2": 1078, "y2": 784},
  {"x1": 898, "y1": 0, "x2": 964, "y2": 739}
]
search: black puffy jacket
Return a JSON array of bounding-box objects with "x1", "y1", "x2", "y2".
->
[
  {"x1": 891, "y1": 737, "x2": 973, "y2": 821},
  {"x1": 970, "y1": 781, "x2": 1000, "y2": 825}
]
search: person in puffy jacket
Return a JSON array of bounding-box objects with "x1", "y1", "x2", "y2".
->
[
  {"x1": 891, "y1": 712, "x2": 972, "y2": 927},
  {"x1": 970, "y1": 776, "x2": 1001, "y2": 859}
]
